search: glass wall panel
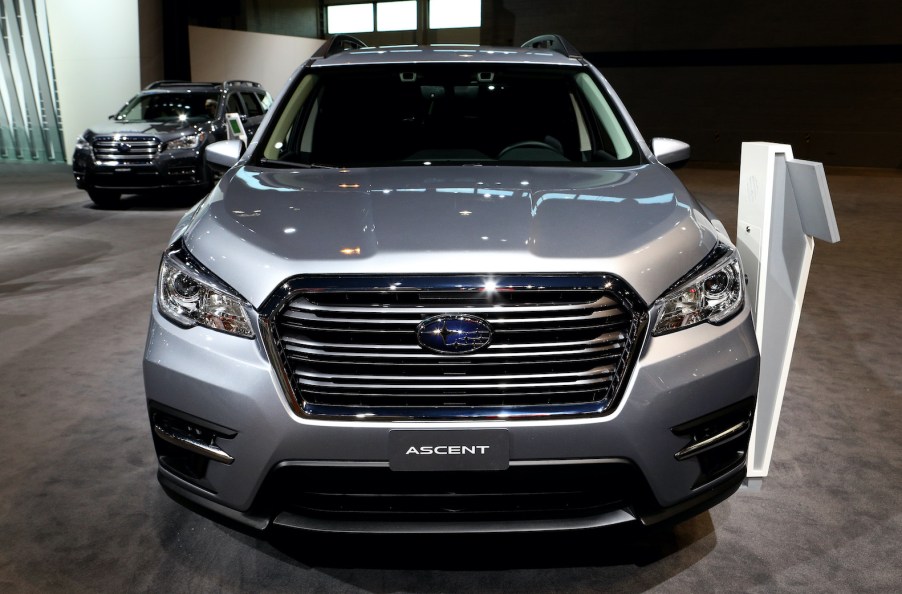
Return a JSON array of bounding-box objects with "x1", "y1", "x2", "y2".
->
[
  {"x1": 377, "y1": 1, "x2": 416, "y2": 32},
  {"x1": 0, "y1": 0, "x2": 64, "y2": 161},
  {"x1": 326, "y1": 3, "x2": 375, "y2": 34},
  {"x1": 429, "y1": 0, "x2": 481, "y2": 29}
]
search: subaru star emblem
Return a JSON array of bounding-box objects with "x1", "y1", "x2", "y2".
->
[{"x1": 416, "y1": 315, "x2": 492, "y2": 355}]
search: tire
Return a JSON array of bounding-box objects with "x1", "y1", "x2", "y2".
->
[{"x1": 87, "y1": 189, "x2": 121, "y2": 208}]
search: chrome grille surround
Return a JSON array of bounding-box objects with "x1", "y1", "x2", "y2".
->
[
  {"x1": 92, "y1": 135, "x2": 160, "y2": 163},
  {"x1": 260, "y1": 275, "x2": 647, "y2": 421}
]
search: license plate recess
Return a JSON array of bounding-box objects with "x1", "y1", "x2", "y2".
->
[{"x1": 389, "y1": 429, "x2": 509, "y2": 471}]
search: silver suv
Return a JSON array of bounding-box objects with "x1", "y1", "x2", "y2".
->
[{"x1": 144, "y1": 35, "x2": 759, "y2": 533}]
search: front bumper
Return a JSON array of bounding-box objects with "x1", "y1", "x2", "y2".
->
[
  {"x1": 143, "y1": 301, "x2": 759, "y2": 533},
  {"x1": 73, "y1": 147, "x2": 209, "y2": 191}
]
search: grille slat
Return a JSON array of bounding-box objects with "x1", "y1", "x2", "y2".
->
[
  {"x1": 283, "y1": 334, "x2": 624, "y2": 359},
  {"x1": 292, "y1": 367, "x2": 616, "y2": 385},
  {"x1": 285, "y1": 349, "x2": 622, "y2": 364},
  {"x1": 300, "y1": 386, "x2": 606, "y2": 398},
  {"x1": 269, "y1": 277, "x2": 643, "y2": 419},
  {"x1": 281, "y1": 331, "x2": 625, "y2": 353},
  {"x1": 281, "y1": 309, "x2": 624, "y2": 325},
  {"x1": 285, "y1": 295, "x2": 621, "y2": 315}
]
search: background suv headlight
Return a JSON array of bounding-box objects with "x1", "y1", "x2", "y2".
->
[
  {"x1": 157, "y1": 243, "x2": 254, "y2": 338},
  {"x1": 164, "y1": 131, "x2": 206, "y2": 151},
  {"x1": 652, "y1": 245, "x2": 745, "y2": 335}
]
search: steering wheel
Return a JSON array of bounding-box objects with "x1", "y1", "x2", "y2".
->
[{"x1": 498, "y1": 140, "x2": 562, "y2": 159}]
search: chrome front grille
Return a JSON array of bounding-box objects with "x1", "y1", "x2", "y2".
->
[
  {"x1": 266, "y1": 276, "x2": 645, "y2": 420},
  {"x1": 92, "y1": 135, "x2": 159, "y2": 163}
]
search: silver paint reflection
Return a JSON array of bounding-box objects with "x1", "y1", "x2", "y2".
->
[{"x1": 181, "y1": 163, "x2": 718, "y2": 308}]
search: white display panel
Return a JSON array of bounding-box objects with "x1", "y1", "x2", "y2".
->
[{"x1": 737, "y1": 142, "x2": 840, "y2": 478}]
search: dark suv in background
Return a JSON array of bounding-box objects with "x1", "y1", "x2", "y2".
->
[{"x1": 72, "y1": 80, "x2": 271, "y2": 207}]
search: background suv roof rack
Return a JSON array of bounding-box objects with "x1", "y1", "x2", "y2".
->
[
  {"x1": 144, "y1": 80, "x2": 188, "y2": 90},
  {"x1": 520, "y1": 34, "x2": 582, "y2": 59},
  {"x1": 313, "y1": 34, "x2": 370, "y2": 59},
  {"x1": 144, "y1": 80, "x2": 219, "y2": 90},
  {"x1": 224, "y1": 80, "x2": 262, "y2": 88}
]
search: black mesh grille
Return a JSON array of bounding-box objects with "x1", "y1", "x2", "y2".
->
[{"x1": 268, "y1": 276, "x2": 644, "y2": 419}]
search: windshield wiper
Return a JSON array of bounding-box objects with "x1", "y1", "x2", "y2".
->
[{"x1": 258, "y1": 158, "x2": 335, "y2": 169}]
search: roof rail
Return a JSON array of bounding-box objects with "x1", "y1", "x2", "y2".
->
[
  {"x1": 313, "y1": 34, "x2": 370, "y2": 59},
  {"x1": 223, "y1": 80, "x2": 262, "y2": 88},
  {"x1": 144, "y1": 80, "x2": 188, "y2": 90},
  {"x1": 144, "y1": 80, "x2": 221, "y2": 90},
  {"x1": 520, "y1": 34, "x2": 582, "y2": 59}
]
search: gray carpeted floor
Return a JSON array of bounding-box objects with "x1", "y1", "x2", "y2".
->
[{"x1": 0, "y1": 162, "x2": 899, "y2": 593}]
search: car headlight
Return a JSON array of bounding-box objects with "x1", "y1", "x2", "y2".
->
[
  {"x1": 157, "y1": 243, "x2": 254, "y2": 338},
  {"x1": 652, "y1": 245, "x2": 744, "y2": 336},
  {"x1": 164, "y1": 131, "x2": 206, "y2": 151},
  {"x1": 75, "y1": 135, "x2": 91, "y2": 150}
]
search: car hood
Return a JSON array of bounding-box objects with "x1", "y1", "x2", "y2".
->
[
  {"x1": 182, "y1": 164, "x2": 721, "y2": 308},
  {"x1": 83, "y1": 120, "x2": 206, "y2": 140}
]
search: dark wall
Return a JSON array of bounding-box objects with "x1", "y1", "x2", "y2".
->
[
  {"x1": 483, "y1": 0, "x2": 902, "y2": 50},
  {"x1": 138, "y1": 0, "x2": 164, "y2": 86},
  {"x1": 159, "y1": 0, "x2": 319, "y2": 81},
  {"x1": 483, "y1": 0, "x2": 902, "y2": 167},
  {"x1": 245, "y1": 0, "x2": 319, "y2": 38},
  {"x1": 153, "y1": 0, "x2": 901, "y2": 167}
]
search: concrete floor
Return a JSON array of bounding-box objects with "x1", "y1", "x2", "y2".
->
[{"x1": 0, "y1": 162, "x2": 900, "y2": 593}]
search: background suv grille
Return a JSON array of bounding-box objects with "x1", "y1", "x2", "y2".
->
[
  {"x1": 92, "y1": 135, "x2": 159, "y2": 163},
  {"x1": 267, "y1": 276, "x2": 645, "y2": 419}
]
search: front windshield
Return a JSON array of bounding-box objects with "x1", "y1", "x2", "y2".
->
[
  {"x1": 259, "y1": 64, "x2": 640, "y2": 168},
  {"x1": 115, "y1": 92, "x2": 219, "y2": 123}
]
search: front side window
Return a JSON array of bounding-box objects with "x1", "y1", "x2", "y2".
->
[
  {"x1": 115, "y1": 92, "x2": 219, "y2": 123},
  {"x1": 258, "y1": 64, "x2": 639, "y2": 168},
  {"x1": 241, "y1": 92, "x2": 264, "y2": 117},
  {"x1": 226, "y1": 94, "x2": 244, "y2": 115},
  {"x1": 256, "y1": 91, "x2": 273, "y2": 112}
]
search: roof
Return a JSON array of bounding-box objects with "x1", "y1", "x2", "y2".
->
[
  {"x1": 143, "y1": 80, "x2": 263, "y2": 91},
  {"x1": 310, "y1": 45, "x2": 583, "y2": 68}
]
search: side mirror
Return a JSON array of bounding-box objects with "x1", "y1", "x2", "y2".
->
[
  {"x1": 652, "y1": 137, "x2": 690, "y2": 168},
  {"x1": 205, "y1": 139, "x2": 244, "y2": 173}
]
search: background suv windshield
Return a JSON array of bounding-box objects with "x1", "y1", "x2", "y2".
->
[
  {"x1": 116, "y1": 92, "x2": 219, "y2": 123},
  {"x1": 260, "y1": 64, "x2": 639, "y2": 167}
]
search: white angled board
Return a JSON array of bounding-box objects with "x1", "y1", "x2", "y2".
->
[{"x1": 737, "y1": 142, "x2": 839, "y2": 478}]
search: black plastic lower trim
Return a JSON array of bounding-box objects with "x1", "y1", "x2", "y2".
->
[
  {"x1": 158, "y1": 468, "x2": 270, "y2": 531},
  {"x1": 636, "y1": 465, "x2": 746, "y2": 527}
]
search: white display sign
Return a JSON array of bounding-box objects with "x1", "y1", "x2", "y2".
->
[
  {"x1": 736, "y1": 142, "x2": 840, "y2": 479},
  {"x1": 225, "y1": 112, "x2": 248, "y2": 146}
]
